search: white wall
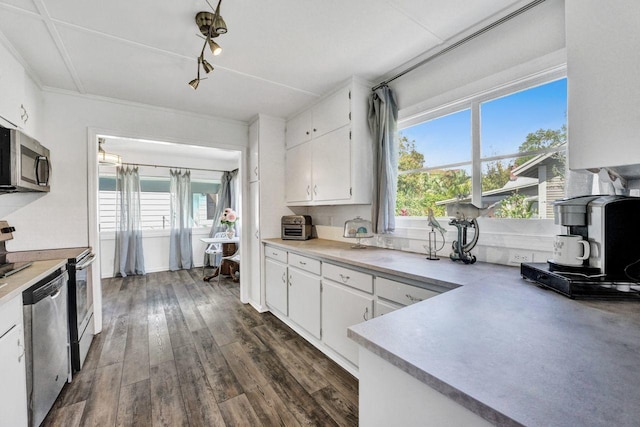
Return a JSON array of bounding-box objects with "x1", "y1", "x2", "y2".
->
[
  {"x1": 99, "y1": 228, "x2": 211, "y2": 278},
  {"x1": 4, "y1": 90, "x2": 248, "y2": 252}
]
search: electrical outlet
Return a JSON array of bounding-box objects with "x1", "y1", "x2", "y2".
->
[{"x1": 508, "y1": 251, "x2": 533, "y2": 264}]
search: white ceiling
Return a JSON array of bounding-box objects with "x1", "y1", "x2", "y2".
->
[{"x1": 0, "y1": 0, "x2": 524, "y2": 122}]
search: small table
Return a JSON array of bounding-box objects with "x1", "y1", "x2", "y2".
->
[{"x1": 200, "y1": 236, "x2": 240, "y2": 281}]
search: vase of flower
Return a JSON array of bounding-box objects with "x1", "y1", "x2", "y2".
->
[{"x1": 220, "y1": 208, "x2": 238, "y2": 239}]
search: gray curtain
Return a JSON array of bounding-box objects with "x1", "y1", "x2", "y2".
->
[
  {"x1": 169, "y1": 169, "x2": 193, "y2": 271},
  {"x1": 368, "y1": 85, "x2": 399, "y2": 234},
  {"x1": 209, "y1": 169, "x2": 239, "y2": 237},
  {"x1": 206, "y1": 169, "x2": 238, "y2": 267},
  {"x1": 114, "y1": 166, "x2": 145, "y2": 277}
]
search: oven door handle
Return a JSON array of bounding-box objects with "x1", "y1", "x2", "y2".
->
[{"x1": 75, "y1": 254, "x2": 97, "y2": 270}]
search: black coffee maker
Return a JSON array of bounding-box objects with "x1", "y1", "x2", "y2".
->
[{"x1": 521, "y1": 195, "x2": 640, "y2": 298}]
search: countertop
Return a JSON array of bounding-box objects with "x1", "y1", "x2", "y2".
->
[
  {"x1": 0, "y1": 258, "x2": 68, "y2": 305},
  {"x1": 6, "y1": 247, "x2": 90, "y2": 263},
  {"x1": 264, "y1": 238, "x2": 640, "y2": 427}
]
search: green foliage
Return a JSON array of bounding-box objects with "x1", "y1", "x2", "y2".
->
[
  {"x1": 495, "y1": 191, "x2": 535, "y2": 218},
  {"x1": 515, "y1": 125, "x2": 566, "y2": 167},
  {"x1": 395, "y1": 124, "x2": 565, "y2": 218},
  {"x1": 482, "y1": 161, "x2": 511, "y2": 192}
]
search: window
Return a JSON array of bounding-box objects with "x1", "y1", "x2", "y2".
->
[
  {"x1": 98, "y1": 174, "x2": 220, "y2": 231},
  {"x1": 397, "y1": 77, "x2": 567, "y2": 219}
]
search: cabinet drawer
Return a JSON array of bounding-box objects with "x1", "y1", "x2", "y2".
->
[
  {"x1": 323, "y1": 263, "x2": 373, "y2": 294},
  {"x1": 288, "y1": 253, "x2": 321, "y2": 275},
  {"x1": 375, "y1": 299, "x2": 403, "y2": 317},
  {"x1": 0, "y1": 295, "x2": 22, "y2": 337},
  {"x1": 265, "y1": 246, "x2": 287, "y2": 263},
  {"x1": 376, "y1": 277, "x2": 438, "y2": 307}
]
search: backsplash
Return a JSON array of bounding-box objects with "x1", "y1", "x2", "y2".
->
[{"x1": 313, "y1": 217, "x2": 561, "y2": 267}]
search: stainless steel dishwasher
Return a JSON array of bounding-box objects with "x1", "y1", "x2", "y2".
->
[{"x1": 23, "y1": 266, "x2": 70, "y2": 427}]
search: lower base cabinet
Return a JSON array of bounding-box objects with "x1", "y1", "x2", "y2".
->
[
  {"x1": 322, "y1": 280, "x2": 374, "y2": 366},
  {"x1": 0, "y1": 296, "x2": 28, "y2": 427},
  {"x1": 288, "y1": 267, "x2": 321, "y2": 339},
  {"x1": 265, "y1": 258, "x2": 288, "y2": 315}
]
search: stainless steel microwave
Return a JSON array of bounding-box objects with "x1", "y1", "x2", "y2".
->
[{"x1": 0, "y1": 127, "x2": 50, "y2": 193}]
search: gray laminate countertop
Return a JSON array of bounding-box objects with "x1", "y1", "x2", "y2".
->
[{"x1": 264, "y1": 238, "x2": 640, "y2": 427}]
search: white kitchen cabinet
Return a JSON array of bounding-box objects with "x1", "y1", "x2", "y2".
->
[
  {"x1": 285, "y1": 77, "x2": 373, "y2": 206},
  {"x1": 248, "y1": 121, "x2": 260, "y2": 183},
  {"x1": 322, "y1": 279, "x2": 373, "y2": 366},
  {"x1": 265, "y1": 257, "x2": 288, "y2": 315},
  {"x1": 288, "y1": 266, "x2": 321, "y2": 339},
  {"x1": 248, "y1": 181, "x2": 261, "y2": 303},
  {"x1": 566, "y1": 0, "x2": 640, "y2": 171},
  {"x1": 245, "y1": 115, "x2": 291, "y2": 310},
  {"x1": 285, "y1": 109, "x2": 313, "y2": 148},
  {"x1": 0, "y1": 44, "x2": 25, "y2": 128},
  {"x1": 285, "y1": 142, "x2": 312, "y2": 203},
  {"x1": 375, "y1": 299, "x2": 402, "y2": 317},
  {"x1": 311, "y1": 126, "x2": 352, "y2": 202},
  {"x1": 285, "y1": 85, "x2": 350, "y2": 148},
  {"x1": 0, "y1": 295, "x2": 29, "y2": 427},
  {"x1": 376, "y1": 277, "x2": 439, "y2": 307}
]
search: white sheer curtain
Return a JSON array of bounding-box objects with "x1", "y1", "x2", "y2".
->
[
  {"x1": 169, "y1": 169, "x2": 194, "y2": 271},
  {"x1": 114, "y1": 166, "x2": 145, "y2": 277},
  {"x1": 368, "y1": 85, "x2": 399, "y2": 234},
  {"x1": 206, "y1": 169, "x2": 238, "y2": 267}
]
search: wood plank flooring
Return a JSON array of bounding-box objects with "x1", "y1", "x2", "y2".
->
[{"x1": 42, "y1": 269, "x2": 358, "y2": 427}]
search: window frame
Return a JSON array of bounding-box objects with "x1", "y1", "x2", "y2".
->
[{"x1": 396, "y1": 67, "x2": 567, "y2": 217}]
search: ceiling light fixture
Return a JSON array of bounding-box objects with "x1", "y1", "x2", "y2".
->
[
  {"x1": 98, "y1": 138, "x2": 122, "y2": 166},
  {"x1": 188, "y1": 0, "x2": 227, "y2": 89}
]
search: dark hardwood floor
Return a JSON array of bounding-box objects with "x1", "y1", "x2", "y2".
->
[{"x1": 43, "y1": 269, "x2": 358, "y2": 426}]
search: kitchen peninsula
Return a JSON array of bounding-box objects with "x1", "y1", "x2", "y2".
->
[{"x1": 264, "y1": 238, "x2": 640, "y2": 426}]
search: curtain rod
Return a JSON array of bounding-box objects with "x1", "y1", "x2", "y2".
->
[
  {"x1": 372, "y1": 0, "x2": 547, "y2": 91},
  {"x1": 119, "y1": 162, "x2": 230, "y2": 173}
]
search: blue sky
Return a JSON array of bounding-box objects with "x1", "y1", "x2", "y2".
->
[{"x1": 399, "y1": 78, "x2": 567, "y2": 167}]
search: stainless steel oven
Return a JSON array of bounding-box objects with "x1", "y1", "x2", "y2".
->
[{"x1": 67, "y1": 249, "x2": 96, "y2": 372}]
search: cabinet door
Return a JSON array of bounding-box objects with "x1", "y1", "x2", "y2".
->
[
  {"x1": 285, "y1": 109, "x2": 313, "y2": 148},
  {"x1": 288, "y1": 267, "x2": 321, "y2": 339},
  {"x1": 0, "y1": 324, "x2": 29, "y2": 427},
  {"x1": 566, "y1": 0, "x2": 640, "y2": 170},
  {"x1": 285, "y1": 142, "x2": 312, "y2": 203},
  {"x1": 375, "y1": 299, "x2": 402, "y2": 317},
  {"x1": 313, "y1": 85, "x2": 351, "y2": 139},
  {"x1": 312, "y1": 126, "x2": 351, "y2": 202},
  {"x1": 322, "y1": 280, "x2": 373, "y2": 366},
  {"x1": 265, "y1": 258, "x2": 288, "y2": 315},
  {"x1": 0, "y1": 45, "x2": 25, "y2": 127},
  {"x1": 249, "y1": 182, "x2": 261, "y2": 304},
  {"x1": 248, "y1": 121, "x2": 259, "y2": 182}
]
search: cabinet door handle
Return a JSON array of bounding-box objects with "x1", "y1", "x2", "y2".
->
[
  {"x1": 313, "y1": 185, "x2": 318, "y2": 195},
  {"x1": 282, "y1": 272, "x2": 286, "y2": 283},
  {"x1": 18, "y1": 335, "x2": 25, "y2": 363},
  {"x1": 306, "y1": 185, "x2": 310, "y2": 196},
  {"x1": 405, "y1": 294, "x2": 422, "y2": 303},
  {"x1": 289, "y1": 275, "x2": 293, "y2": 286},
  {"x1": 254, "y1": 166, "x2": 258, "y2": 176},
  {"x1": 306, "y1": 131, "x2": 310, "y2": 135},
  {"x1": 255, "y1": 231, "x2": 259, "y2": 239},
  {"x1": 313, "y1": 128, "x2": 317, "y2": 132},
  {"x1": 363, "y1": 307, "x2": 369, "y2": 321},
  {"x1": 299, "y1": 261, "x2": 306, "y2": 266},
  {"x1": 339, "y1": 274, "x2": 350, "y2": 283}
]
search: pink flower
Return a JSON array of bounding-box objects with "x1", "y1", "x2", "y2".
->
[{"x1": 226, "y1": 212, "x2": 237, "y2": 222}]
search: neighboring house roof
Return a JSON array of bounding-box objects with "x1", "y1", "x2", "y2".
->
[{"x1": 511, "y1": 144, "x2": 567, "y2": 178}]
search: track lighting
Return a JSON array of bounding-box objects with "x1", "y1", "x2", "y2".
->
[{"x1": 188, "y1": 0, "x2": 227, "y2": 89}]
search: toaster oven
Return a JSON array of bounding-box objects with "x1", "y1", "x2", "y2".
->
[{"x1": 281, "y1": 215, "x2": 312, "y2": 240}]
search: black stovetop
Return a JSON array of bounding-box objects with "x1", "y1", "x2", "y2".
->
[
  {"x1": 0, "y1": 261, "x2": 33, "y2": 278},
  {"x1": 521, "y1": 262, "x2": 640, "y2": 300}
]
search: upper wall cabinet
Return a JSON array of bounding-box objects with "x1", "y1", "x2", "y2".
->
[
  {"x1": 285, "y1": 78, "x2": 373, "y2": 206},
  {"x1": 566, "y1": 0, "x2": 640, "y2": 171},
  {"x1": 0, "y1": 46, "x2": 25, "y2": 128},
  {"x1": 285, "y1": 86, "x2": 351, "y2": 148},
  {"x1": 248, "y1": 121, "x2": 260, "y2": 182}
]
